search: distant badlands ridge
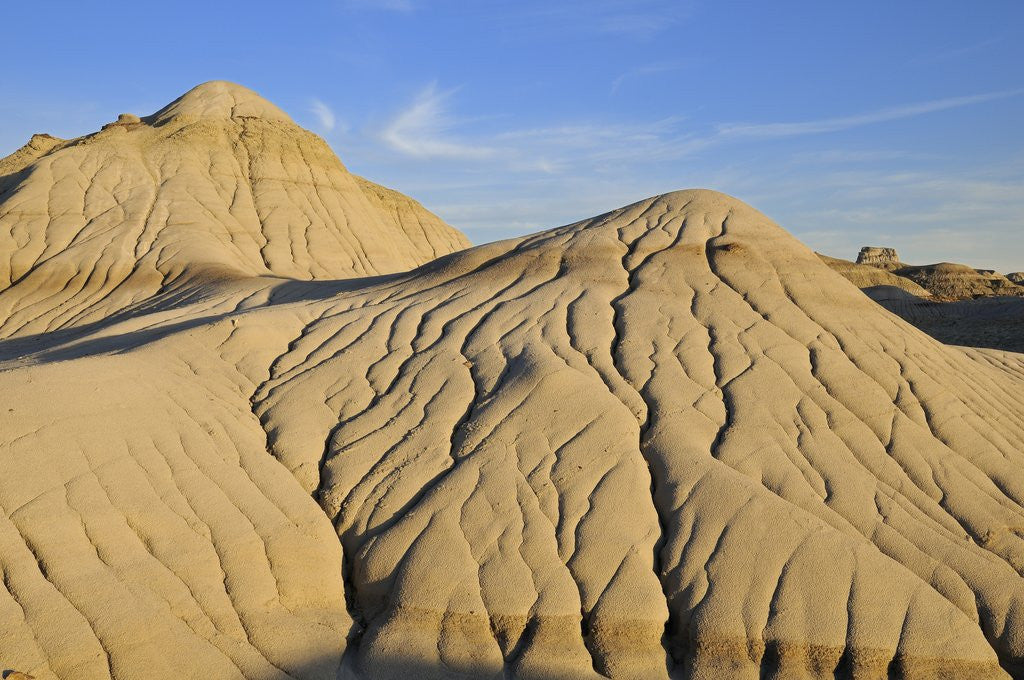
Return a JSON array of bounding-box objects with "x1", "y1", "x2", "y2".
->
[
  {"x1": 822, "y1": 246, "x2": 1024, "y2": 301},
  {"x1": 2, "y1": 82, "x2": 1024, "y2": 680},
  {"x1": 820, "y1": 247, "x2": 1024, "y2": 353}
]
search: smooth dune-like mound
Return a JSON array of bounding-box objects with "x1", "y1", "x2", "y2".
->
[{"x1": 0, "y1": 81, "x2": 470, "y2": 339}]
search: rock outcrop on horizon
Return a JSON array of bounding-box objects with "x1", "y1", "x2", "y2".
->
[
  {"x1": 842, "y1": 247, "x2": 1024, "y2": 301},
  {"x1": 855, "y1": 246, "x2": 902, "y2": 270},
  {"x1": 2, "y1": 84, "x2": 1024, "y2": 680},
  {"x1": 825, "y1": 249, "x2": 1024, "y2": 352},
  {"x1": 816, "y1": 253, "x2": 931, "y2": 297}
]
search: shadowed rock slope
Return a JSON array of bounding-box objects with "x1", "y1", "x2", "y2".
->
[
  {"x1": 0, "y1": 81, "x2": 470, "y2": 339},
  {"x1": 821, "y1": 255, "x2": 1024, "y2": 353},
  {"x1": 896, "y1": 263, "x2": 1024, "y2": 301},
  {"x1": 817, "y1": 253, "x2": 931, "y2": 297},
  {"x1": 865, "y1": 288, "x2": 1024, "y2": 355},
  {"x1": 3, "y1": 187, "x2": 1024, "y2": 679}
]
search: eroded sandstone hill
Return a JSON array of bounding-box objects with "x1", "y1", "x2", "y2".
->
[
  {"x1": 0, "y1": 81, "x2": 470, "y2": 338},
  {"x1": 2, "y1": 87, "x2": 1024, "y2": 680}
]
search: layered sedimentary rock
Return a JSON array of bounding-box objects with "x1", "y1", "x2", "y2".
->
[
  {"x1": 896, "y1": 263, "x2": 1024, "y2": 301},
  {"x1": 855, "y1": 247, "x2": 901, "y2": 270},
  {"x1": 848, "y1": 247, "x2": 1023, "y2": 301},
  {"x1": 830, "y1": 250, "x2": 1024, "y2": 352},
  {"x1": 0, "y1": 81, "x2": 470, "y2": 339},
  {"x1": 870, "y1": 291, "x2": 1024, "y2": 354},
  {"x1": 2, "y1": 86, "x2": 1024, "y2": 680},
  {"x1": 818, "y1": 253, "x2": 931, "y2": 297}
]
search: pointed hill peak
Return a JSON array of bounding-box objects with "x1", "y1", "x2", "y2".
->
[{"x1": 146, "y1": 80, "x2": 293, "y2": 125}]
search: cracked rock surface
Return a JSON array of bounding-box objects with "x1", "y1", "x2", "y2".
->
[
  {"x1": 0, "y1": 81, "x2": 470, "y2": 340},
  {"x1": 1, "y1": 85, "x2": 1023, "y2": 680}
]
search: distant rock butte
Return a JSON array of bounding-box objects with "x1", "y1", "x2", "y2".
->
[
  {"x1": 856, "y1": 246, "x2": 902, "y2": 270},
  {"x1": 825, "y1": 249, "x2": 1024, "y2": 351},
  {"x1": 833, "y1": 246, "x2": 1024, "y2": 302},
  {"x1": 1, "y1": 85, "x2": 1024, "y2": 680}
]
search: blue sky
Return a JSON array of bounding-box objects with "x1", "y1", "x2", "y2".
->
[{"x1": 2, "y1": 1, "x2": 1022, "y2": 271}]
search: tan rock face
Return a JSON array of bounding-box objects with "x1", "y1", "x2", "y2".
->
[
  {"x1": 0, "y1": 81, "x2": 470, "y2": 338},
  {"x1": 832, "y1": 249, "x2": 1024, "y2": 351},
  {"x1": 856, "y1": 246, "x2": 902, "y2": 270},
  {"x1": 897, "y1": 262, "x2": 1024, "y2": 300},
  {"x1": 818, "y1": 252, "x2": 931, "y2": 297},
  {"x1": 1, "y1": 86, "x2": 1024, "y2": 680},
  {"x1": 848, "y1": 246, "x2": 1023, "y2": 301}
]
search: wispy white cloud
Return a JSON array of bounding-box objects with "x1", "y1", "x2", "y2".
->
[
  {"x1": 310, "y1": 98, "x2": 337, "y2": 132},
  {"x1": 788, "y1": 148, "x2": 932, "y2": 165},
  {"x1": 379, "y1": 83, "x2": 497, "y2": 160},
  {"x1": 377, "y1": 83, "x2": 1020, "y2": 174},
  {"x1": 715, "y1": 90, "x2": 1022, "y2": 139},
  {"x1": 345, "y1": 83, "x2": 1023, "y2": 271},
  {"x1": 493, "y1": 118, "x2": 692, "y2": 166},
  {"x1": 593, "y1": 11, "x2": 679, "y2": 39},
  {"x1": 731, "y1": 164, "x2": 1024, "y2": 272}
]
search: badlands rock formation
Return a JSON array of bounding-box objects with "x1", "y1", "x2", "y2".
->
[
  {"x1": 869, "y1": 290, "x2": 1024, "y2": 354},
  {"x1": 855, "y1": 247, "x2": 902, "y2": 270},
  {"x1": 816, "y1": 253, "x2": 931, "y2": 297},
  {"x1": 0, "y1": 81, "x2": 469, "y2": 338},
  {"x1": 3, "y1": 84, "x2": 1024, "y2": 680},
  {"x1": 844, "y1": 248, "x2": 1024, "y2": 301},
  {"x1": 895, "y1": 263, "x2": 1024, "y2": 301},
  {"x1": 826, "y1": 251, "x2": 1024, "y2": 352}
]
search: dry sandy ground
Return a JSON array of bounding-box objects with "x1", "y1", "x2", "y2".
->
[{"x1": 2, "y1": 83, "x2": 1024, "y2": 680}]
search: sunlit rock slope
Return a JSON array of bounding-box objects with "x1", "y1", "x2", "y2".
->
[
  {"x1": 1, "y1": 87, "x2": 1023, "y2": 680},
  {"x1": 0, "y1": 81, "x2": 470, "y2": 338}
]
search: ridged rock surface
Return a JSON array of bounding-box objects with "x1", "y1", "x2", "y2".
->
[
  {"x1": 2, "y1": 88, "x2": 1024, "y2": 680},
  {"x1": 0, "y1": 81, "x2": 470, "y2": 339}
]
